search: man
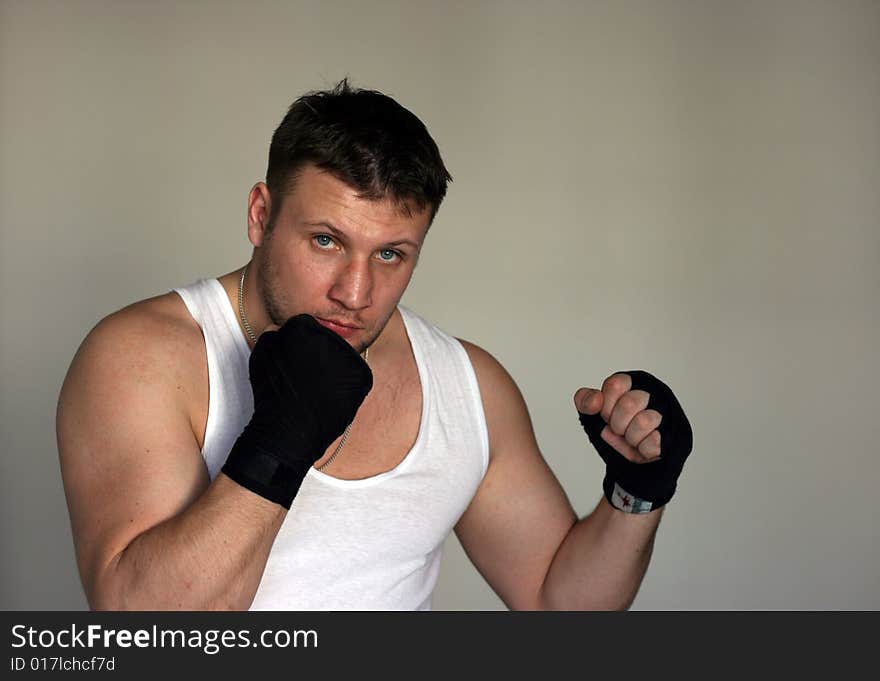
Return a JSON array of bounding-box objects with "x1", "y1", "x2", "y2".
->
[{"x1": 56, "y1": 80, "x2": 693, "y2": 610}]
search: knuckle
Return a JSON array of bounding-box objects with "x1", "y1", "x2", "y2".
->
[
  {"x1": 634, "y1": 412, "x2": 654, "y2": 430},
  {"x1": 638, "y1": 434, "x2": 659, "y2": 456},
  {"x1": 603, "y1": 374, "x2": 626, "y2": 392},
  {"x1": 618, "y1": 393, "x2": 638, "y2": 411}
]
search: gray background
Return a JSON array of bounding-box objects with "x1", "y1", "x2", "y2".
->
[{"x1": 1, "y1": 0, "x2": 878, "y2": 610}]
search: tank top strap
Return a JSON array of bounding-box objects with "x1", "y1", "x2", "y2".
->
[{"x1": 171, "y1": 278, "x2": 252, "y2": 479}]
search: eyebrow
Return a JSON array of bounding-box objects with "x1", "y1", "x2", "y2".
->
[{"x1": 305, "y1": 221, "x2": 420, "y2": 250}]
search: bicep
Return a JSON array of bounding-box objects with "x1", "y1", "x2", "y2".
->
[
  {"x1": 454, "y1": 341, "x2": 577, "y2": 610},
  {"x1": 56, "y1": 316, "x2": 209, "y2": 604}
]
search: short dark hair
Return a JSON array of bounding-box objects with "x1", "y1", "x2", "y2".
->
[{"x1": 265, "y1": 79, "x2": 452, "y2": 227}]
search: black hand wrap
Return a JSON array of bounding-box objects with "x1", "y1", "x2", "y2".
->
[
  {"x1": 579, "y1": 370, "x2": 693, "y2": 514},
  {"x1": 222, "y1": 314, "x2": 373, "y2": 509}
]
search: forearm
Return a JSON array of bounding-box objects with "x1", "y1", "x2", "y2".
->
[
  {"x1": 95, "y1": 474, "x2": 286, "y2": 611},
  {"x1": 539, "y1": 496, "x2": 663, "y2": 610}
]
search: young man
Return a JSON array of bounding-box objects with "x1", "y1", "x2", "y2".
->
[{"x1": 56, "y1": 81, "x2": 693, "y2": 611}]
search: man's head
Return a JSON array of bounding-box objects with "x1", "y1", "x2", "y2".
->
[
  {"x1": 265, "y1": 78, "x2": 452, "y2": 231},
  {"x1": 246, "y1": 81, "x2": 451, "y2": 353}
]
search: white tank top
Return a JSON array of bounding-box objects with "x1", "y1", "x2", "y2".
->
[{"x1": 172, "y1": 278, "x2": 489, "y2": 610}]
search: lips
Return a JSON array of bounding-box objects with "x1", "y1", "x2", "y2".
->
[{"x1": 315, "y1": 317, "x2": 361, "y2": 339}]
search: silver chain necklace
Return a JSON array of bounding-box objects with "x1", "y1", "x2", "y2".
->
[{"x1": 237, "y1": 264, "x2": 367, "y2": 472}]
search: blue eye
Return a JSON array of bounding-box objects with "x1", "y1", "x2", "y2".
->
[
  {"x1": 314, "y1": 235, "x2": 333, "y2": 248},
  {"x1": 378, "y1": 249, "x2": 400, "y2": 262}
]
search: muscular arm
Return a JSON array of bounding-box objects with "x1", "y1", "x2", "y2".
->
[
  {"x1": 539, "y1": 497, "x2": 662, "y2": 610},
  {"x1": 455, "y1": 341, "x2": 660, "y2": 610},
  {"x1": 101, "y1": 475, "x2": 284, "y2": 610},
  {"x1": 57, "y1": 304, "x2": 282, "y2": 610}
]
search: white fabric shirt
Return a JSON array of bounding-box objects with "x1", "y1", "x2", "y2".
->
[{"x1": 172, "y1": 278, "x2": 489, "y2": 610}]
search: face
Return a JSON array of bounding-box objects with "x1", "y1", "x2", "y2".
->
[{"x1": 248, "y1": 165, "x2": 431, "y2": 353}]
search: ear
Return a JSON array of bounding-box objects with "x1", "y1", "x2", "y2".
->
[{"x1": 247, "y1": 182, "x2": 273, "y2": 248}]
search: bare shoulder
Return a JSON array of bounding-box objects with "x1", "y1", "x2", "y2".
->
[
  {"x1": 456, "y1": 338, "x2": 537, "y2": 460},
  {"x1": 57, "y1": 291, "x2": 209, "y2": 604},
  {"x1": 75, "y1": 292, "x2": 204, "y2": 377},
  {"x1": 65, "y1": 292, "x2": 207, "y2": 417},
  {"x1": 457, "y1": 338, "x2": 501, "y2": 372},
  {"x1": 457, "y1": 339, "x2": 521, "y2": 398}
]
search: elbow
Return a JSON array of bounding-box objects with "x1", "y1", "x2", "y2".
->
[
  {"x1": 86, "y1": 550, "x2": 252, "y2": 611},
  {"x1": 88, "y1": 590, "x2": 123, "y2": 612},
  {"x1": 85, "y1": 550, "x2": 131, "y2": 611},
  {"x1": 86, "y1": 582, "x2": 124, "y2": 612},
  {"x1": 536, "y1": 581, "x2": 635, "y2": 612},
  {"x1": 86, "y1": 547, "x2": 171, "y2": 611}
]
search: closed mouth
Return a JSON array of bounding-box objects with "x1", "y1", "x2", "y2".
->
[{"x1": 316, "y1": 317, "x2": 362, "y2": 330}]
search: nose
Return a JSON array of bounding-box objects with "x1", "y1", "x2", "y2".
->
[{"x1": 328, "y1": 257, "x2": 373, "y2": 311}]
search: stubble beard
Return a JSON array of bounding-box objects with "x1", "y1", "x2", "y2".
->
[
  {"x1": 255, "y1": 245, "x2": 288, "y2": 328},
  {"x1": 255, "y1": 243, "x2": 395, "y2": 356}
]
